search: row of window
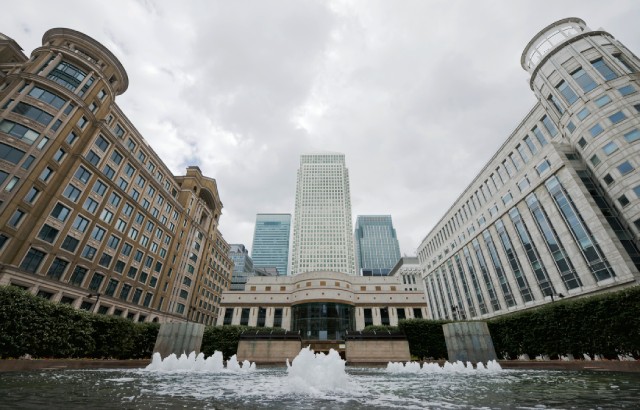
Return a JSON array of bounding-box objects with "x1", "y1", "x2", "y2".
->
[{"x1": 426, "y1": 174, "x2": 617, "y2": 320}]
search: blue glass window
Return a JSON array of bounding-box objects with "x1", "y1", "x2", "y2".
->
[
  {"x1": 577, "y1": 107, "x2": 590, "y2": 120},
  {"x1": 624, "y1": 129, "x2": 640, "y2": 143},
  {"x1": 609, "y1": 111, "x2": 627, "y2": 124},
  {"x1": 589, "y1": 123, "x2": 604, "y2": 137},
  {"x1": 617, "y1": 161, "x2": 634, "y2": 175},
  {"x1": 571, "y1": 68, "x2": 597, "y2": 92},
  {"x1": 618, "y1": 85, "x2": 636, "y2": 96},
  {"x1": 591, "y1": 58, "x2": 618, "y2": 81},
  {"x1": 595, "y1": 94, "x2": 611, "y2": 107},
  {"x1": 556, "y1": 80, "x2": 578, "y2": 105}
]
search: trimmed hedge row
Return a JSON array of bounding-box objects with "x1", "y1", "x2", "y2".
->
[
  {"x1": 488, "y1": 286, "x2": 640, "y2": 359},
  {"x1": 201, "y1": 325, "x2": 287, "y2": 359},
  {"x1": 397, "y1": 319, "x2": 450, "y2": 360},
  {"x1": 0, "y1": 285, "x2": 159, "y2": 359}
]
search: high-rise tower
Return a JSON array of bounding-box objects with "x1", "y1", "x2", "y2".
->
[
  {"x1": 251, "y1": 213, "x2": 291, "y2": 276},
  {"x1": 291, "y1": 153, "x2": 355, "y2": 275},
  {"x1": 354, "y1": 215, "x2": 401, "y2": 276}
]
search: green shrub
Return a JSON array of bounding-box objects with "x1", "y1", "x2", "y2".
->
[
  {"x1": 0, "y1": 286, "x2": 158, "y2": 359},
  {"x1": 398, "y1": 319, "x2": 450, "y2": 360}
]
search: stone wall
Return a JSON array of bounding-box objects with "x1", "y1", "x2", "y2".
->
[
  {"x1": 345, "y1": 340, "x2": 411, "y2": 363},
  {"x1": 236, "y1": 340, "x2": 302, "y2": 364},
  {"x1": 443, "y1": 322, "x2": 497, "y2": 363},
  {"x1": 153, "y1": 322, "x2": 205, "y2": 358}
]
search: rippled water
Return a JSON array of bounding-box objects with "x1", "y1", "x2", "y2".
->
[{"x1": 1, "y1": 366, "x2": 639, "y2": 409}]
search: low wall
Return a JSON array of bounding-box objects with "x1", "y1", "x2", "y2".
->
[
  {"x1": 345, "y1": 339, "x2": 411, "y2": 363},
  {"x1": 153, "y1": 322, "x2": 205, "y2": 358},
  {"x1": 443, "y1": 322, "x2": 497, "y2": 363},
  {"x1": 236, "y1": 340, "x2": 302, "y2": 364}
]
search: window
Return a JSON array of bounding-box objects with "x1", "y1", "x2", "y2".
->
[
  {"x1": 102, "y1": 165, "x2": 115, "y2": 179},
  {"x1": 613, "y1": 53, "x2": 636, "y2": 73},
  {"x1": 63, "y1": 104, "x2": 74, "y2": 115},
  {"x1": 517, "y1": 177, "x2": 530, "y2": 192},
  {"x1": 571, "y1": 68, "x2": 597, "y2": 93},
  {"x1": 28, "y1": 86, "x2": 66, "y2": 109},
  {"x1": 107, "y1": 235, "x2": 120, "y2": 249},
  {"x1": 92, "y1": 180, "x2": 107, "y2": 196},
  {"x1": 590, "y1": 154, "x2": 601, "y2": 166},
  {"x1": 91, "y1": 226, "x2": 106, "y2": 241},
  {"x1": 88, "y1": 272, "x2": 105, "y2": 292},
  {"x1": 578, "y1": 137, "x2": 587, "y2": 148},
  {"x1": 21, "y1": 155, "x2": 35, "y2": 170},
  {"x1": 603, "y1": 174, "x2": 614, "y2": 186},
  {"x1": 589, "y1": 123, "x2": 604, "y2": 137},
  {"x1": 501, "y1": 192, "x2": 513, "y2": 205},
  {"x1": 20, "y1": 248, "x2": 46, "y2": 273},
  {"x1": 618, "y1": 161, "x2": 634, "y2": 175},
  {"x1": 83, "y1": 197, "x2": 99, "y2": 213},
  {"x1": 591, "y1": 58, "x2": 617, "y2": 81},
  {"x1": 121, "y1": 242, "x2": 133, "y2": 256},
  {"x1": 97, "y1": 89, "x2": 106, "y2": 100},
  {"x1": 618, "y1": 194, "x2": 630, "y2": 207},
  {"x1": 595, "y1": 94, "x2": 611, "y2": 107},
  {"x1": 74, "y1": 166, "x2": 92, "y2": 184},
  {"x1": 37, "y1": 224, "x2": 59, "y2": 243},
  {"x1": 129, "y1": 228, "x2": 139, "y2": 241},
  {"x1": 53, "y1": 149, "x2": 66, "y2": 163},
  {"x1": 556, "y1": 80, "x2": 578, "y2": 105},
  {"x1": 618, "y1": 85, "x2": 636, "y2": 96},
  {"x1": 135, "y1": 212, "x2": 144, "y2": 224},
  {"x1": 130, "y1": 189, "x2": 139, "y2": 200},
  {"x1": 118, "y1": 178, "x2": 128, "y2": 190},
  {"x1": 548, "y1": 94, "x2": 564, "y2": 114},
  {"x1": 99, "y1": 209, "x2": 114, "y2": 224},
  {"x1": 536, "y1": 159, "x2": 550, "y2": 175},
  {"x1": 72, "y1": 215, "x2": 90, "y2": 232},
  {"x1": 137, "y1": 151, "x2": 146, "y2": 162},
  {"x1": 81, "y1": 245, "x2": 97, "y2": 261},
  {"x1": 65, "y1": 131, "x2": 78, "y2": 145},
  {"x1": 77, "y1": 116, "x2": 88, "y2": 128},
  {"x1": 86, "y1": 150, "x2": 101, "y2": 166},
  {"x1": 61, "y1": 235, "x2": 79, "y2": 252},
  {"x1": 108, "y1": 192, "x2": 121, "y2": 207},
  {"x1": 120, "y1": 284, "x2": 131, "y2": 301},
  {"x1": 577, "y1": 107, "x2": 590, "y2": 120},
  {"x1": 113, "y1": 124, "x2": 125, "y2": 138},
  {"x1": 567, "y1": 121, "x2": 576, "y2": 133},
  {"x1": 47, "y1": 258, "x2": 69, "y2": 280},
  {"x1": 541, "y1": 115, "x2": 558, "y2": 137},
  {"x1": 69, "y1": 266, "x2": 87, "y2": 286},
  {"x1": 39, "y1": 167, "x2": 53, "y2": 182},
  {"x1": 633, "y1": 185, "x2": 640, "y2": 199},
  {"x1": 63, "y1": 184, "x2": 82, "y2": 202},
  {"x1": 624, "y1": 129, "x2": 640, "y2": 143},
  {"x1": 127, "y1": 138, "x2": 136, "y2": 151},
  {"x1": 609, "y1": 111, "x2": 627, "y2": 124},
  {"x1": 105, "y1": 279, "x2": 119, "y2": 297},
  {"x1": 0, "y1": 142, "x2": 26, "y2": 165},
  {"x1": 124, "y1": 163, "x2": 135, "y2": 177},
  {"x1": 51, "y1": 203, "x2": 71, "y2": 221},
  {"x1": 12, "y1": 102, "x2": 53, "y2": 126},
  {"x1": 531, "y1": 126, "x2": 547, "y2": 146},
  {"x1": 136, "y1": 175, "x2": 146, "y2": 187},
  {"x1": 0, "y1": 120, "x2": 40, "y2": 144},
  {"x1": 95, "y1": 135, "x2": 109, "y2": 152},
  {"x1": 99, "y1": 253, "x2": 112, "y2": 268},
  {"x1": 24, "y1": 187, "x2": 40, "y2": 203},
  {"x1": 603, "y1": 141, "x2": 619, "y2": 155}
]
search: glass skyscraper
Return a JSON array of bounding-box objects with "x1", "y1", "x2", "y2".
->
[
  {"x1": 229, "y1": 244, "x2": 254, "y2": 290},
  {"x1": 291, "y1": 153, "x2": 356, "y2": 275},
  {"x1": 354, "y1": 215, "x2": 402, "y2": 276},
  {"x1": 251, "y1": 214, "x2": 291, "y2": 276}
]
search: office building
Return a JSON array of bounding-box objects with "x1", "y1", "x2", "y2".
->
[
  {"x1": 418, "y1": 18, "x2": 640, "y2": 321},
  {"x1": 229, "y1": 244, "x2": 254, "y2": 290},
  {"x1": 0, "y1": 28, "x2": 231, "y2": 324},
  {"x1": 291, "y1": 153, "x2": 355, "y2": 275},
  {"x1": 217, "y1": 270, "x2": 427, "y2": 339},
  {"x1": 251, "y1": 213, "x2": 290, "y2": 276},
  {"x1": 354, "y1": 215, "x2": 401, "y2": 276},
  {"x1": 389, "y1": 256, "x2": 423, "y2": 292}
]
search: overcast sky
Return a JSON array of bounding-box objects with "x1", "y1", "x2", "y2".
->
[{"x1": 5, "y1": 0, "x2": 640, "y2": 256}]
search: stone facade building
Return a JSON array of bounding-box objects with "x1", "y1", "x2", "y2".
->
[
  {"x1": 217, "y1": 270, "x2": 427, "y2": 339},
  {"x1": 0, "y1": 28, "x2": 230, "y2": 324},
  {"x1": 418, "y1": 18, "x2": 640, "y2": 321}
]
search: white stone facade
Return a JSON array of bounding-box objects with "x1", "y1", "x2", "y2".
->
[{"x1": 418, "y1": 18, "x2": 640, "y2": 321}]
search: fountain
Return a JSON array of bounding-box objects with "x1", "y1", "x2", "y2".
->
[{"x1": 1, "y1": 347, "x2": 639, "y2": 408}]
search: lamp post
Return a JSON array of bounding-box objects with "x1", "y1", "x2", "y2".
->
[{"x1": 87, "y1": 293, "x2": 101, "y2": 314}]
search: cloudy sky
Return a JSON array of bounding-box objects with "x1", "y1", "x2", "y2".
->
[{"x1": 5, "y1": 0, "x2": 640, "y2": 256}]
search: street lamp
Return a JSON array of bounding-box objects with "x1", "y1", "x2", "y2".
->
[{"x1": 87, "y1": 293, "x2": 101, "y2": 313}]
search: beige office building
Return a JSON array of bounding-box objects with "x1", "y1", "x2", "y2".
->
[
  {"x1": 217, "y1": 270, "x2": 427, "y2": 339},
  {"x1": 0, "y1": 29, "x2": 231, "y2": 324},
  {"x1": 418, "y1": 18, "x2": 640, "y2": 321}
]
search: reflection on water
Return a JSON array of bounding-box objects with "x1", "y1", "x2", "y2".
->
[{"x1": 0, "y1": 367, "x2": 639, "y2": 409}]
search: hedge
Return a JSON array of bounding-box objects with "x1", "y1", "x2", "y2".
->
[
  {"x1": 397, "y1": 319, "x2": 450, "y2": 360},
  {"x1": 0, "y1": 285, "x2": 159, "y2": 359},
  {"x1": 201, "y1": 325, "x2": 287, "y2": 359},
  {"x1": 488, "y1": 286, "x2": 640, "y2": 359}
]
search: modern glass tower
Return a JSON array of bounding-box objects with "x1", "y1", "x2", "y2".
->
[
  {"x1": 354, "y1": 215, "x2": 401, "y2": 276},
  {"x1": 229, "y1": 244, "x2": 254, "y2": 290},
  {"x1": 291, "y1": 153, "x2": 356, "y2": 275},
  {"x1": 251, "y1": 214, "x2": 291, "y2": 276}
]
